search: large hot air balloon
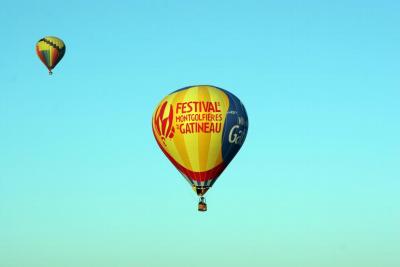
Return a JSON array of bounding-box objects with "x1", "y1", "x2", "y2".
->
[
  {"x1": 36, "y1": 36, "x2": 65, "y2": 75},
  {"x1": 152, "y1": 85, "x2": 248, "y2": 211}
]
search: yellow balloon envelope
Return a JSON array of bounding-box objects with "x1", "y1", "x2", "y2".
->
[
  {"x1": 36, "y1": 36, "x2": 65, "y2": 75},
  {"x1": 152, "y1": 85, "x2": 248, "y2": 211}
]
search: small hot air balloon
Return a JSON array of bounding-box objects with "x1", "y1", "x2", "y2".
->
[
  {"x1": 36, "y1": 36, "x2": 65, "y2": 75},
  {"x1": 152, "y1": 85, "x2": 248, "y2": 211}
]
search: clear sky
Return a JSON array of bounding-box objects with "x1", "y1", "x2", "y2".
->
[{"x1": 0, "y1": 1, "x2": 399, "y2": 266}]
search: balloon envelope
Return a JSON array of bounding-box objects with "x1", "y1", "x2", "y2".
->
[
  {"x1": 152, "y1": 85, "x2": 248, "y2": 197},
  {"x1": 36, "y1": 36, "x2": 65, "y2": 74}
]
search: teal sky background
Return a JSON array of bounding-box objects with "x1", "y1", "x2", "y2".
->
[{"x1": 1, "y1": 0, "x2": 399, "y2": 266}]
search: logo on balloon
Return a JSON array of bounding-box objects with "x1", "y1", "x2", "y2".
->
[
  {"x1": 228, "y1": 125, "x2": 246, "y2": 145},
  {"x1": 228, "y1": 115, "x2": 247, "y2": 145},
  {"x1": 154, "y1": 101, "x2": 175, "y2": 145}
]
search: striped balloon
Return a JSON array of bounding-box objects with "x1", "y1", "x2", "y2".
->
[
  {"x1": 36, "y1": 36, "x2": 65, "y2": 75},
  {"x1": 152, "y1": 85, "x2": 248, "y2": 209}
]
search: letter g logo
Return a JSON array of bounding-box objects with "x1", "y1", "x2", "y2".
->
[{"x1": 228, "y1": 125, "x2": 240, "y2": 144}]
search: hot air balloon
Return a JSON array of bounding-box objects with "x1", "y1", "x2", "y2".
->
[
  {"x1": 36, "y1": 36, "x2": 65, "y2": 75},
  {"x1": 152, "y1": 85, "x2": 248, "y2": 211}
]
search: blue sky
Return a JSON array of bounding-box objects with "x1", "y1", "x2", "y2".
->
[{"x1": 1, "y1": 1, "x2": 399, "y2": 266}]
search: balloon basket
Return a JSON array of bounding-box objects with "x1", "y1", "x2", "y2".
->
[{"x1": 198, "y1": 197, "x2": 207, "y2": 212}]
